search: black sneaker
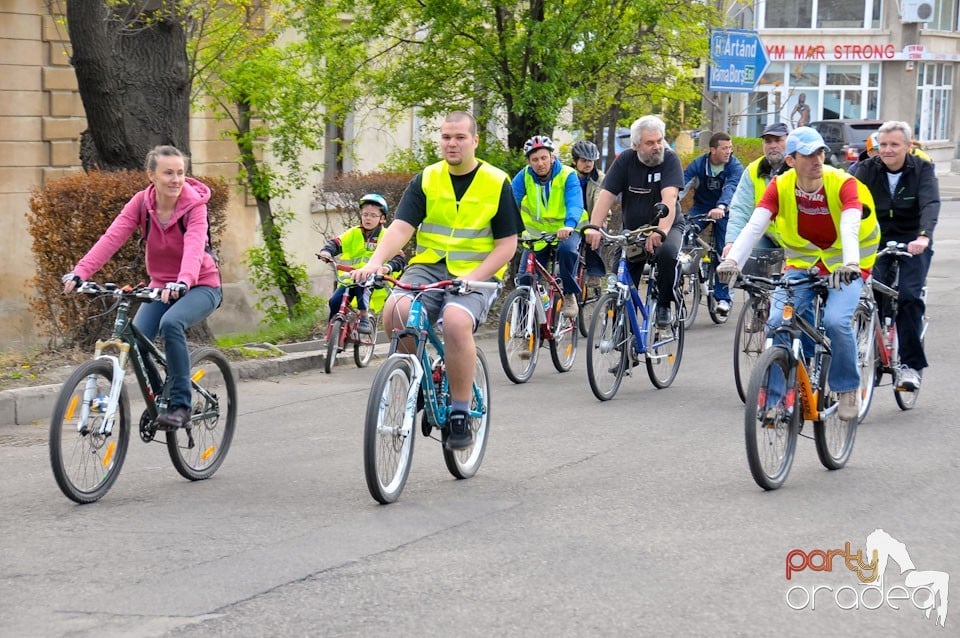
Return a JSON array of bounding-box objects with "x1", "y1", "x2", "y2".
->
[
  {"x1": 157, "y1": 405, "x2": 192, "y2": 429},
  {"x1": 357, "y1": 317, "x2": 373, "y2": 335},
  {"x1": 444, "y1": 410, "x2": 474, "y2": 450},
  {"x1": 655, "y1": 304, "x2": 673, "y2": 328}
]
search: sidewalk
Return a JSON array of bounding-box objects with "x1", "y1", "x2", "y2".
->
[{"x1": 3, "y1": 168, "x2": 959, "y2": 428}]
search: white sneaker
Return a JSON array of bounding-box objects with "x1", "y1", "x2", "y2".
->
[
  {"x1": 562, "y1": 293, "x2": 579, "y2": 319},
  {"x1": 899, "y1": 367, "x2": 921, "y2": 391},
  {"x1": 716, "y1": 300, "x2": 731, "y2": 316},
  {"x1": 838, "y1": 391, "x2": 859, "y2": 421}
]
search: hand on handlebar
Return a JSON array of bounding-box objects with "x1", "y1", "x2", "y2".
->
[
  {"x1": 716, "y1": 260, "x2": 740, "y2": 285},
  {"x1": 556, "y1": 226, "x2": 574, "y2": 240},
  {"x1": 829, "y1": 263, "x2": 861, "y2": 288},
  {"x1": 61, "y1": 272, "x2": 81, "y2": 294},
  {"x1": 584, "y1": 227, "x2": 602, "y2": 251},
  {"x1": 162, "y1": 281, "x2": 187, "y2": 303}
]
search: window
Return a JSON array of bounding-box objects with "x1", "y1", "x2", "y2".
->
[
  {"x1": 762, "y1": 0, "x2": 880, "y2": 28},
  {"x1": 928, "y1": 0, "x2": 958, "y2": 31},
  {"x1": 754, "y1": 63, "x2": 880, "y2": 125},
  {"x1": 916, "y1": 63, "x2": 953, "y2": 141}
]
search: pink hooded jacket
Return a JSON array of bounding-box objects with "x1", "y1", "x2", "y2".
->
[{"x1": 73, "y1": 177, "x2": 220, "y2": 289}]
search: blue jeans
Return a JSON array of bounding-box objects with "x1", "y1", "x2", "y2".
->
[
  {"x1": 328, "y1": 284, "x2": 370, "y2": 318},
  {"x1": 767, "y1": 272, "x2": 861, "y2": 393},
  {"x1": 689, "y1": 214, "x2": 730, "y2": 302},
  {"x1": 517, "y1": 233, "x2": 582, "y2": 296},
  {"x1": 134, "y1": 286, "x2": 222, "y2": 410}
]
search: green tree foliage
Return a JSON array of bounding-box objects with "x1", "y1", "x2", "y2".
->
[
  {"x1": 28, "y1": 171, "x2": 228, "y2": 350},
  {"x1": 327, "y1": 0, "x2": 718, "y2": 150}
]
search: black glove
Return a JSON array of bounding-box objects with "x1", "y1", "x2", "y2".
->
[
  {"x1": 61, "y1": 273, "x2": 81, "y2": 286},
  {"x1": 653, "y1": 202, "x2": 670, "y2": 219},
  {"x1": 830, "y1": 264, "x2": 860, "y2": 288}
]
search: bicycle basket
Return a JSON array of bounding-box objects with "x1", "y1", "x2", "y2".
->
[{"x1": 742, "y1": 247, "x2": 785, "y2": 276}]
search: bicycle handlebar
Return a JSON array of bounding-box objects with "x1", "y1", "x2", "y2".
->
[
  {"x1": 876, "y1": 241, "x2": 912, "y2": 259},
  {"x1": 73, "y1": 281, "x2": 162, "y2": 301},
  {"x1": 738, "y1": 268, "x2": 828, "y2": 293},
  {"x1": 581, "y1": 223, "x2": 667, "y2": 244},
  {"x1": 518, "y1": 232, "x2": 559, "y2": 248},
  {"x1": 378, "y1": 274, "x2": 501, "y2": 295}
]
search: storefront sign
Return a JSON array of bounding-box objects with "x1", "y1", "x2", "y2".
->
[
  {"x1": 764, "y1": 42, "x2": 960, "y2": 62},
  {"x1": 709, "y1": 29, "x2": 769, "y2": 92}
]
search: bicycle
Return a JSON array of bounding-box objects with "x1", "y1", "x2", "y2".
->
[
  {"x1": 582, "y1": 223, "x2": 685, "y2": 401},
  {"x1": 732, "y1": 246, "x2": 785, "y2": 403},
  {"x1": 317, "y1": 258, "x2": 381, "y2": 374},
  {"x1": 739, "y1": 271, "x2": 857, "y2": 490},
  {"x1": 49, "y1": 282, "x2": 237, "y2": 504},
  {"x1": 854, "y1": 242, "x2": 928, "y2": 420},
  {"x1": 677, "y1": 217, "x2": 728, "y2": 327},
  {"x1": 363, "y1": 275, "x2": 501, "y2": 504},
  {"x1": 497, "y1": 233, "x2": 578, "y2": 383}
]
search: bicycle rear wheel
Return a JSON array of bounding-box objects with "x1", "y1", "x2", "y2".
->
[
  {"x1": 705, "y1": 263, "x2": 729, "y2": 325},
  {"x1": 586, "y1": 292, "x2": 628, "y2": 401},
  {"x1": 678, "y1": 272, "x2": 701, "y2": 329},
  {"x1": 577, "y1": 276, "x2": 602, "y2": 338},
  {"x1": 549, "y1": 291, "x2": 578, "y2": 372},
  {"x1": 733, "y1": 296, "x2": 768, "y2": 403},
  {"x1": 645, "y1": 298, "x2": 684, "y2": 389},
  {"x1": 325, "y1": 318, "x2": 343, "y2": 374},
  {"x1": 894, "y1": 325, "x2": 923, "y2": 409},
  {"x1": 443, "y1": 349, "x2": 490, "y2": 479},
  {"x1": 853, "y1": 305, "x2": 878, "y2": 422},
  {"x1": 49, "y1": 359, "x2": 131, "y2": 504},
  {"x1": 497, "y1": 288, "x2": 539, "y2": 383},
  {"x1": 166, "y1": 348, "x2": 237, "y2": 481},
  {"x1": 814, "y1": 389, "x2": 858, "y2": 470},
  {"x1": 364, "y1": 357, "x2": 416, "y2": 503},
  {"x1": 354, "y1": 315, "x2": 377, "y2": 368},
  {"x1": 744, "y1": 347, "x2": 799, "y2": 490}
]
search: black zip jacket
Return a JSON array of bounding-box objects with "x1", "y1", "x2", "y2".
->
[{"x1": 854, "y1": 153, "x2": 939, "y2": 243}]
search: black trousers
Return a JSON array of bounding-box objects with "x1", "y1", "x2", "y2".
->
[{"x1": 873, "y1": 247, "x2": 932, "y2": 370}]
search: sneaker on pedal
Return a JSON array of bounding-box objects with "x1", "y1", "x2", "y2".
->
[
  {"x1": 655, "y1": 304, "x2": 673, "y2": 328},
  {"x1": 898, "y1": 367, "x2": 921, "y2": 391},
  {"x1": 445, "y1": 410, "x2": 474, "y2": 450},
  {"x1": 562, "y1": 293, "x2": 579, "y2": 319},
  {"x1": 716, "y1": 300, "x2": 731, "y2": 317},
  {"x1": 157, "y1": 405, "x2": 191, "y2": 429},
  {"x1": 585, "y1": 275, "x2": 604, "y2": 290},
  {"x1": 838, "y1": 391, "x2": 859, "y2": 421},
  {"x1": 357, "y1": 317, "x2": 373, "y2": 335}
]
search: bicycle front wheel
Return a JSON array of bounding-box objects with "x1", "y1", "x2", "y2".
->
[
  {"x1": 325, "y1": 318, "x2": 343, "y2": 374},
  {"x1": 354, "y1": 315, "x2": 377, "y2": 368},
  {"x1": 166, "y1": 348, "x2": 238, "y2": 481},
  {"x1": 586, "y1": 293, "x2": 628, "y2": 401},
  {"x1": 49, "y1": 359, "x2": 130, "y2": 504},
  {"x1": 443, "y1": 349, "x2": 490, "y2": 479},
  {"x1": 497, "y1": 288, "x2": 539, "y2": 384},
  {"x1": 853, "y1": 305, "x2": 878, "y2": 423},
  {"x1": 744, "y1": 347, "x2": 799, "y2": 490},
  {"x1": 364, "y1": 356, "x2": 416, "y2": 504},
  {"x1": 645, "y1": 298, "x2": 684, "y2": 389},
  {"x1": 678, "y1": 272, "x2": 701, "y2": 329},
  {"x1": 813, "y1": 389, "x2": 858, "y2": 471},
  {"x1": 549, "y1": 292, "x2": 578, "y2": 372},
  {"x1": 733, "y1": 296, "x2": 769, "y2": 403}
]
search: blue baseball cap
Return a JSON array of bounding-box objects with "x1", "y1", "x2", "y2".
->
[{"x1": 786, "y1": 127, "x2": 830, "y2": 156}]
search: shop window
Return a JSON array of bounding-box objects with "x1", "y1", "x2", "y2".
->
[
  {"x1": 916, "y1": 63, "x2": 953, "y2": 142},
  {"x1": 763, "y1": 0, "x2": 879, "y2": 28}
]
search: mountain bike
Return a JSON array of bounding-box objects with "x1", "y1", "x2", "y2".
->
[
  {"x1": 50, "y1": 282, "x2": 237, "y2": 504},
  {"x1": 497, "y1": 233, "x2": 578, "y2": 383},
  {"x1": 854, "y1": 242, "x2": 928, "y2": 420},
  {"x1": 582, "y1": 223, "x2": 685, "y2": 401},
  {"x1": 677, "y1": 217, "x2": 728, "y2": 327},
  {"x1": 318, "y1": 259, "x2": 381, "y2": 374},
  {"x1": 363, "y1": 275, "x2": 500, "y2": 504},
  {"x1": 732, "y1": 246, "x2": 785, "y2": 403},
  {"x1": 739, "y1": 271, "x2": 856, "y2": 490}
]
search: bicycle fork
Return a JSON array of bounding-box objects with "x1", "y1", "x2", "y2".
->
[{"x1": 80, "y1": 344, "x2": 129, "y2": 437}]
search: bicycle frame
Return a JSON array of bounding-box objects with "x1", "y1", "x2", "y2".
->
[
  {"x1": 326, "y1": 264, "x2": 377, "y2": 347},
  {"x1": 514, "y1": 235, "x2": 564, "y2": 341},
  {"x1": 606, "y1": 237, "x2": 675, "y2": 359}
]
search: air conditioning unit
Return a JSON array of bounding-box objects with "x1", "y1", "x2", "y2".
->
[{"x1": 900, "y1": 0, "x2": 934, "y2": 23}]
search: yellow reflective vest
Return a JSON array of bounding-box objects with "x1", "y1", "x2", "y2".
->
[
  {"x1": 772, "y1": 166, "x2": 880, "y2": 271},
  {"x1": 413, "y1": 159, "x2": 510, "y2": 279},
  {"x1": 520, "y1": 164, "x2": 584, "y2": 251},
  {"x1": 336, "y1": 226, "x2": 392, "y2": 313}
]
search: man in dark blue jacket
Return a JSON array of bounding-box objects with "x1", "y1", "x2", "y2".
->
[
  {"x1": 854, "y1": 121, "x2": 939, "y2": 391},
  {"x1": 681, "y1": 132, "x2": 744, "y2": 316}
]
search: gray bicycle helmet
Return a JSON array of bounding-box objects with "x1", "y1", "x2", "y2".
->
[
  {"x1": 571, "y1": 140, "x2": 600, "y2": 161},
  {"x1": 358, "y1": 193, "x2": 388, "y2": 215}
]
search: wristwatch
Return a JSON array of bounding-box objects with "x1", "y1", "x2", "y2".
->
[{"x1": 717, "y1": 204, "x2": 728, "y2": 215}]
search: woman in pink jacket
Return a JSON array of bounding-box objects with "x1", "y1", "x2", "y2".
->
[{"x1": 62, "y1": 145, "x2": 222, "y2": 429}]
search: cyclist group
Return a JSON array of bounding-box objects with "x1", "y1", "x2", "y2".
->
[{"x1": 61, "y1": 110, "x2": 939, "y2": 489}]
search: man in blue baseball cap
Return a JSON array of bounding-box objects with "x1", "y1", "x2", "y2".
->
[{"x1": 716, "y1": 126, "x2": 881, "y2": 422}]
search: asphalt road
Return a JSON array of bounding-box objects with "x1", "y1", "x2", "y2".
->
[{"x1": 1, "y1": 205, "x2": 958, "y2": 637}]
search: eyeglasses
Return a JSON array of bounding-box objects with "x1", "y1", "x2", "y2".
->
[{"x1": 360, "y1": 212, "x2": 383, "y2": 219}]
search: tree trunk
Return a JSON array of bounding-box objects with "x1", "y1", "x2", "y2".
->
[{"x1": 66, "y1": 0, "x2": 191, "y2": 170}]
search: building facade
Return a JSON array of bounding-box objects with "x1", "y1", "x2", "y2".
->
[{"x1": 723, "y1": 0, "x2": 960, "y2": 164}]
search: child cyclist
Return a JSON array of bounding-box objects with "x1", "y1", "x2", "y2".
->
[{"x1": 317, "y1": 194, "x2": 406, "y2": 334}]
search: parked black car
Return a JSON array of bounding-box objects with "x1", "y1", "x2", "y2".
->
[{"x1": 808, "y1": 119, "x2": 883, "y2": 169}]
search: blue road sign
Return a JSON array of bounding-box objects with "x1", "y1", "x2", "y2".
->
[{"x1": 708, "y1": 29, "x2": 769, "y2": 93}]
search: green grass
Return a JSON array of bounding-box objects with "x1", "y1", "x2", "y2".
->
[{"x1": 214, "y1": 313, "x2": 322, "y2": 349}]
